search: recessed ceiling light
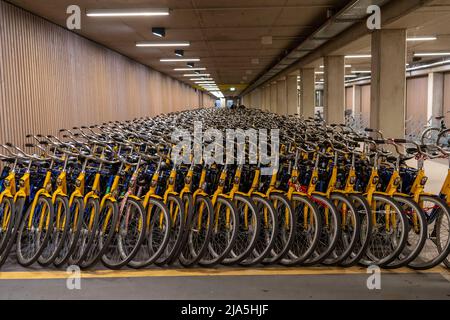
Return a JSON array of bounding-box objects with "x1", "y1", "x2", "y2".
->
[
  {"x1": 137, "y1": 42, "x2": 190, "y2": 47},
  {"x1": 161, "y1": 58, "x2": 200, "y2": 62},
  {"x1": 407, "y1": 36, "x2": 437, "y2": 42},
  {"x1": 184, "y1": 73, "x2": 210, "y2": 77},
  {"x1": 345, "y1": 54, "x2": 371, "y2": 59},
  {"x1": 174, "y1": 50, "x2": 184, "y2": 57},
  {"x1": 230, "y1": 87, "x2": 236, "y2": 91},
  {"x1": 414, "y1": 52, "x2": 450, "y2": 57},
  {"x1": 86, "y1": 8, "x2": 169, "y2": 17},
  {"x1": 152, "y1": 27, "x2": 166, "y2": 37},
  {"x1": 174, "y1": 68, "x2": 206, "y2": 71}
]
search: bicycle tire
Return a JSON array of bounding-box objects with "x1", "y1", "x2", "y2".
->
[
  {"x1": 79, "y1": 199, "x2": 119, "y2": 269},
  {"x1": 101, "y1": 197, "x2": 146, "y2": 269},
  {"x1": 262, "y1": 192, "x2": 296, "y2": 264},
  {"x1": 240, "y1": 194, "x2": 278, "y2": 266},
  {"x1": 68, "y1": 197, "x2": 100, "y2": 266},
  {"x1": 409, "y1": 195, "x2": 450, "y2": 270},
  {"x1": 16, "y1": 195, "x2": 54, "y2": 267},
  {"x1": 0, "y1": 196, "x2": 15, "y2": 253},
  {"x1": 199, "y1": 196, "x2": 238, "y2": 267},
  {"x1": 38, "y1": 195, "x2": 71, "y2": 266},
  {"x1": 54, "y1": 196, "x2": 85, "y2": 267},
  {"x1": 128, "y1": 198, "x2": 171, "y2": 268},
  {"x1": 322, "y1": 193, "x2": 360, "y2": 265},
  {"x1": 280, "y1": 194, "x2": 320, "y2": 266},
  {"x1": 179, "y1": 194, "x2": 214, "y2": 267},
  {"x1": 384, "y1": 195, "x2": 427, "y2": 269},
  {"x1": 222, "y1": 194, "x2": 260, "y2": 265}
]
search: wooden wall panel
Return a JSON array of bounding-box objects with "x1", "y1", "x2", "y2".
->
[
  {"x1": 406, "y1": 76, "x2": 428, "y2": 131},
  {"x1": 0, "y1": 1, "x2": 215, "y2": 147}
]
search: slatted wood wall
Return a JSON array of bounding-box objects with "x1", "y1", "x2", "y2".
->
[{"x1": 0, "y1": 1, "x2": 214, "y2": 147}]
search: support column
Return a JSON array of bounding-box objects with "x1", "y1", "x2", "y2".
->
[
  {"x1": 270, "y1": 82, "x2": 277, "y2": 113},
  {"x1": 287, "y1": 73, "x2": 299, "y2": 115},
  {"x1": 427, "y1": 72, "x2": 444, "y2": 127},
  {"x1": 277, "y1": 78, "x2": 287, "y2": 115},
  {"x1": 300, "y1": 68, "x2": 315, "y2": 118},
  {"x1": 264, "y1": 85, "x2": 271, "y2": 111},
  {"x1": 324, "y1": 56, "x2": 345, "y2": 124},
  {"x1": 370, "y1": 29, "x2": 406, "y2": 138}
]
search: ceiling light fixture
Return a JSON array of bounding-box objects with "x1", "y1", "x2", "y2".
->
[
  {"x1": 407, "y1": 36, "x2": 437, "y2": 42},
  {"x1": 190, "y1": 78, "x2": 213, "y2": 81},
  {"x1": 137, "y1": 42, "x2": 190, "y2": 47},
  {"x1": 174, "y1": 50, "x2": 184, "y2": 57},
  {"x1": 414, "y1": 52, "x2": 450, "y2": 57},
  {"x1": 230, "y1": 87, "x2": 236, "y2": 92},
  {"x1": 320, "y1": 65, "x2": 352, "y2": 68},
  {"x1": 187, "y1": 62, "x2": 195, "y2": 68},
  {"x1": 161, "y1": 58, "x2": 200, "y2": 62},
  {"x1": 86, "y1": 8, "x2": 169, "y2": 17},
  {"x1": 152, "y1": 27, "x2": 166, "y2": 37},
  {"x1": 351, "y1": 70, "x2": 371, "y2": 74}
]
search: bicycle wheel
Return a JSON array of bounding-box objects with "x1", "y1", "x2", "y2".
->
[
  {"x1": 240, "y1": 194, "x2": 277, "y2": 266},
  {"x1": 222, "y1": 194, "x2": 260, "y2": 265},
  {"x1": 409, "y1": 195, "x2": 450, "y2": 270},
  {"x1": 54, "y1": 196, "x2": 84, "y2": 267},
  {"x1": 68, "y1": 197, "x2": 100, "y2": 266},
  {"x1": 361, "y1": 194, "x2": 407, "y2": 267},
  {"x1": 128, "y1": 198, "x2": 170, "y2": 268},
  {"x1": 199, "y1": 196, "x2": 238, "y2": 267},
  {"x1": 280, "y1": 194, "x2": 320, "y2": 266},
  {"x1": 169, "y1": 192, "x2": 194, "y2": 265},
  {"x1": 79, "y1": 199, "x2": 118, "y2": 269},
  {"x1": 322, "y1": 193, "x2": 360, "y2": 265},
  {"x1": 302, "y1": 194, "x2": 340, "y2": 266},
  {"x1": 16, "y1": 195, "x2": 54, "y2": 267},
  {"x1": 340, "y1": 194, "x2": 372, "y2": 267},
  {"x1": 384, "y1": 196, "x2": 427, "y2": 269},
  {"x1": 179, "y1": 194, "x2": 214, "y2": 267},
  {"x1": 0, "y1": 197, "x2": 24, "y2": 267},
  {"x1": 421, "y1": 127, "x2": 441, "y2": 145},
  {"x1": 437, "y1": 129, "x2": 450, "y2": 148},
  {"x1": 38, "y1": 195, "x2": 71, "y2": 266},
  {"x1": 155, "y1": 194, "x2": 185, "y2": 265},
  {"x1": 0, "y1": 196, "x2": 15, "y2": 253},
  {"x1": 101, "y1": 197, "x2": 146, "y2": 269},
  {"x1": 263, "y1": 193, "x2": 295, "y2": 264}
]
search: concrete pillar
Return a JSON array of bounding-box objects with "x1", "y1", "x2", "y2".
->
[
  {"x1": 324, "y1": 56, "x2": 345, "y2": 124},
  {"x1": 427, "y1": 72, "x2": 444, "y2": 127},
  {"x1": 270, "y1": 82, "x2": 277, "y2": 113},
  {"x1": 370, "y1": 29, "x2": 406, "y2": 138},
  {"x1": 277, "y1": 78, "x2": 287, "y2": 115},
  {"x1": 300, "y1": 68, "x2": 315, "y2": 118},
  {"x1": 287, "y1": 74, "x2": 299, "y2": 115}
]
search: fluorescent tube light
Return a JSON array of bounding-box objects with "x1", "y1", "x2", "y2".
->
[
  {"x1": 161, "y1": 58, "x2": 200, "y2": 62},
  {"x1": 86, "y1": 8, "x2": 169, "y2": 17},
  {"x1": 414, "y1": 52, "x2": 450, "y2": 57},
  {"x1": 137, "y1": 42, "x2": 190, "y2": 47},
  {"x1": 183, "y1": 73, "x2": 209, "y2": 77},
  {"x1": 407, "y1": 36, "x2": 437, "y2": 41},
  {"x1": 345, "y1": 54, "x2": 371, "y2": 59}
]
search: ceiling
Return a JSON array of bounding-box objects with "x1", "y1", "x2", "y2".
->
[
  {"x1": 8, "y1": 0, "x2": 351, "y2": 97},
  {"x1": 306, "y1": 0, "x2": 450, "y2": 83}
]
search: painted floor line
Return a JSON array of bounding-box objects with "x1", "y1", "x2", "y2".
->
[{"x1": 0, "y1": 266, "x2": 448, "y2": 280}]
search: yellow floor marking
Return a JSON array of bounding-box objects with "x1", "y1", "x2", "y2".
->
[{"x1": 0, "y1": 266, "x2": 448, "y2": 280}]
